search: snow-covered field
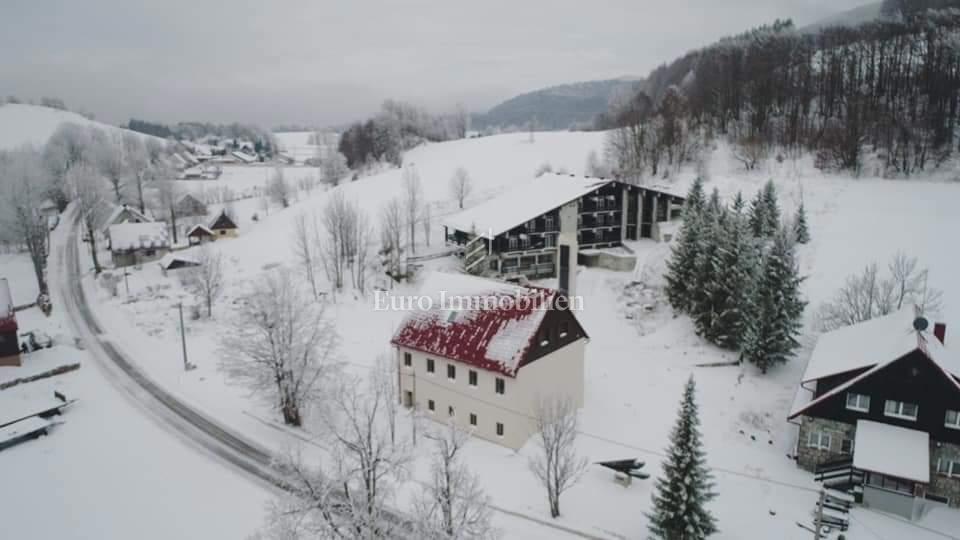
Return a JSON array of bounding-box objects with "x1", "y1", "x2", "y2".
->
[
  {"x1": 0, "y1": 103, "x2": 159, "y2": 150},
  {"x1": 0, "y1": 226, "x2": 273, "y2": 540},
  {"x1": 73, "y1": 130, "x2": 960, "y2": 539}
]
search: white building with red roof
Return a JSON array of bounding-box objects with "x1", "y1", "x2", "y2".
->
[{"x1": 390, "y1": 271, "x2": 588, "y2": 449}]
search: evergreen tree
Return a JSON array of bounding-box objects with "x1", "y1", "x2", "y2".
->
[
  {"x1": 665, "y1": 178, "x2": 707, "y2": 312},
  {"x1": 740, "y1": 229, "x2": 806, "y2": 374},
  {"x1": 732, "y1": 191, "x2": 745, "y2": 213},
  {"x1": 761, "y1": 180, "x2": 780, "y2": 236},
  {"x1": 647, "y1": 376, "x2": 717, "y2": 540},
  {"x1": 747, "y1": 189, "x2": 766, "y2": 237},
  {"x1": 794, "y1": 201, "x2": 810, "y2": 244},
  {"x1": 701, "y1": 209, "x2": 757, "y2": 349},
  {"x1": 690, "y1": 202, "x2": 723, "y2": 337}
]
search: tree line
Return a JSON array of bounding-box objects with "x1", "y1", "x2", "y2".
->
[
  {"x1": 603, "y1": 5, "x2": 960, "y2": 178},
  {"x1": 127, "y1": 118, "x2": 277, "y2": 156}
]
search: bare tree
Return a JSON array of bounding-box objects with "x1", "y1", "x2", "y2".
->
[
  {"x1": 449, "y1": 167, "x2": 472, "y2": 210},
  {"x1": 66, "y1": 162, "x2": 108, "y2": 274},
  {"x1": 187, "y1": 246, "x2": 224, "y2": 318},
  {"x1": 402, "y1": 165, "x2": 423, "y2": 255},
  {"x1": 322, "y1": 151, "x2": 350, "y2": 186},
  {"x1": 266, "y1": 377, "x2": 408, "y2": 538},
  {"x1": 350, "y1": 208, "x2": 374, "y2": 295},
  {"x1": 731, "y1": 133, "x2": 769, "y2": 171},
  {"x1": 268, "y1": 167, "x2": 291, "y2": 208},
  {"x1": 0, "y1": 147, "x2": 51, "y2": 295},
  {"x1": 123, "y1": 133, "x2": 150, "y2": 213},
  {"x1": 95, "y1": 135, "x2": 128, "y2": 203},
  {"x1": 373, "y1": 354, "x2": 399, "y2": 446},
  {"x1": 155, "y1": 180, "x2": 182, "y2": 244},
  {"x1": 528, "y1": 396, "x2": 587, "y2": 519},
  {"x1": 293, "y1": 212, "x2": 322, "y2": 299},
  {"x1": 415, "y1": 421, "x2": 494, "y2": 540},
  {"x1": 818, "y1": 252, "x2": 944, "y2": 331},
  {"x1": 379, "y1": 198, "x2": 404, "y2": 282},
  {"x1": 220, "y1": 268, "x2": 339, "y2": 426},
  {"x1": 319, "y1": 191, "x2": 354, "y2": 291},
  {"x1": 422, "y1": 204, "x2": 432, "y2": 248}
]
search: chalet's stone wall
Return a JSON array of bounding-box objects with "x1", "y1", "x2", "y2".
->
[
  {"x1": 796, "y1": 416, "x2": 856, "y2": 471},
  {"x1": 930, "y1": 441, "x2": 960, "y2": 507}
]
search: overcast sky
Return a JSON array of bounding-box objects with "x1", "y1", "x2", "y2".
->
[{"x1": 1, "y1": 0, "x2": 869, "y2": 128}]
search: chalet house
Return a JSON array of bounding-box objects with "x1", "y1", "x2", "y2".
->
[
  {"x1": 443, "y1": 173, "x2": 684, "y2": 295},
  {"x1": 174, "y1": 193, "x2": 208, "y2": 218},
  {"x1": 108, "y1": 222, "x2": 171, "y2": 268},
  {"x1": 789, "y1": 307, "x2": 960, "y2": 518},
  {"x1": 97, "y1": 204, "x2": 152, "y2": 246},
  {"x1": 208, "y1": 211, "x2": 238, "y2": 238},
  {"x1": 0, "y1": 278, "x2": 20, "y2": 367},
  {"x1": 390, "y1": 272, "x2": 588, "y2": 449},
  {"x1": 159, "y1": 253, "x2": 200, "y2": 273},
  {"x1": 186, "y1": 224, "x2": 216, "y2": 245}
]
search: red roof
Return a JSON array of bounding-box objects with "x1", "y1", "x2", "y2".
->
[{"x1": 390, "y1": 272, "x2": 558, "y2": 377}]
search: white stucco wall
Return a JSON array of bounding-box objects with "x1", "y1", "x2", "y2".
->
[{"x1": 396, "y1": 338, "x2": 586, "y2": 450}]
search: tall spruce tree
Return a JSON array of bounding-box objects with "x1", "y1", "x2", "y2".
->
[
  {"x1": 731, "y1": 191, "x2": 745, "y2": 213},
  {"x1": 690, "y1": 192, "x2": 724, "y2": 337},
  {"x1": 747, "y1": 189, "x2": 767, "y2": 237},
  {"x1": 740, "y1": 229, "x2": 806, "y2": 374},
  {"x1": 647, "y1": 376, "x2": 717, "y2": 540},
  {"x1": 794, "y1": 201, "x2": 810, "y2": 244},
  {"x1": 665, "y1": 177, "x2": 706, "y2": 312},
  {"x1": 701, "y1": 208, "x2": 757, "y2": 349},
  {"x1": 761, "y1": 180, "x2": 780, "y2": 236}
]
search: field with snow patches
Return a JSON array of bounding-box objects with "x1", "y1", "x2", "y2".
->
[
  {"x1": 72, "y1": 132, "x2": 960, "y2": 539},
  {"x1": 0, "y1": 235, "x2": 273, "y2": 539}
]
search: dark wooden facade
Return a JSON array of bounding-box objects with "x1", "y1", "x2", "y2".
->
[
  {"x1": 519, "y1": 299, "x2": 590, "y2": 369},
  {"x1": 804, "y1": 351, "x2": 960, "y2": 445}
]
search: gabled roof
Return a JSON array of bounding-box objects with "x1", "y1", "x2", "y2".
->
[
  {"x1": 231, "y1": 150, "x2": 257, "y2": 163},
  {"x1": 186, "y1": 224, "x2": 214, "y2": 237},
  {"x1": 789, "y1": 307, "x2": 960, "y2": 419},
  {"x1": 108, "y1": 222, "x2": 170, "y2": 251},
  {"x1": 390, "y1": 271, "x2": 580, "y2": 377},
  {"x1": 0, "y1": 278, "x2": 16, "y2": 334},
  {"x1": 159, "y1": 253, "x2": 200, "y2": 270},
  {"x1": 443, "y1": 173, "x2": 612, "y2": 239},
  {"x1": 209, "y1": 211, "x2": 237, "y2": 230},
  {"x1": 99, "y1": 204, "x2": 152, "y2": 234}
]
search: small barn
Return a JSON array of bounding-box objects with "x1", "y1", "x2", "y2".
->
[
  {"x1": 109, "y1": 222, "x2": 171, "y2": 267},
  {"x1": 159, "y1": 253, "x2": 200, "y2": 273},
  {"x1": 231, "y1": 150, "x2": 258, "y2": 164},
  {"x1": 174, "y1": 193, "x2": 208, "y2": 218},
  {"x1": 186, "y1": 224, "x2": 216, "y2": 245},
  {"x1": 0, "y1": 278, "x2": 20, "y2": 367},
  {"x1": 208, "y1": 211, "x2": 238, "y2": 239},
  {"x1": 98, "y1": 204, "x2": 153, "y2": 245}
]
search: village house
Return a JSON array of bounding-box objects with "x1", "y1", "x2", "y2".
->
[
  {"x1": 108, "y1": 222, "x2": 171, "y2": 268},
  {"x1": 174, "y1": 193, "x2": 208, "y2": 218},
  {"x1": 231, "y1": 150, "x2": 258, "y2": 164},
  {"x1": 443, "y1": 173, "x2": 684, "y2": 295},
  {"x1": 208, "y1": 211, "x2": 238, "y2": 238},
  {"x1": 0, "y1": 278, "x2": 20, "y2": 367},
  {"x1": 159, "y1": 253, "x2": 200, "y2": 274},
  {"x1": 390, "y1": 271, "x2": 588, "y2": 450},
  {"x1": 186, "y1": 224, "x2": 216, "y2": 245},
  {"x1": 789, "y1": 307, "x2": 960, "y2": 519}
]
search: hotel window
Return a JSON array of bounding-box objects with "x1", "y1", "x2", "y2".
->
[
  {"x1": 936, "y1": 459, "x2": 960, "y2": 478},
  {"x1": 469, "y1": 370, "x2": 478, "y2": 387},
  {"x1": 597, "y1": 197, "x2": 605, "y2": 210},
  {"x1": 845, "y1": 393, "x2": 870, "y2": 413},
  {"x1": 403, "y1": 352, "x2": 411, "y2": 367},
  {"x1": 596, "y1": 214, "x2": 605, "y2": 227},
  {"x1": 447, "y1": 364, "x2": 456, "y2": 381},
  {"x1": 508, "y1": 236, "x2": 518, "y2": 250},
  {"x1": 946, "y1": 410, "x2": 960, "y2": 430},
  {"x1": 496, "y1": 422, "x2": 504, "y2": 437},
  {"x1": 428, "y1": 399, "x2": 435, "y2": 412},
  {"x1": 525, "y1": 219, "x2": 536, "y2": 231},
  {"x1": 469, "y1": 413, "x2": 477, "y2": 426},
  {"x1": 495, "y1": 377, "x2": 505, "y2": 395},
  {"x1": 545, "y1": 234, "x2": 555, "y2": 247},
  {"x1": 544, "y1": 215, "x2": 554, "y2": 230},
  {"x1": 840, "y1": 439, "x2": 854, "y2": 455},
  {"x1": 884, "y1": 400, "x2": 919, "y2": 421},
  {"x1": 807, "y1": 430, "x2": 831, "y2": 451},
  {"x1": 426, "y1": 358, "x2": 435, "y2": 374},
  {"x1": 520, "y1": 236, "x2": 530, "y2": 249}
]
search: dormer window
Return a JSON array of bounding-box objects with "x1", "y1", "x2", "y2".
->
[
  {"x1": 508, "y1": 236, "x2": 518, "y2": 250},
  {"x1": 884, "y1": 400, "x2": 918, "y2": 421},
  {"x1": 559, "y1": 322, "x2": 569, "y2": 339},
  {"x1": 539, "y1": 328, "x2": 550, "y2": 347},
  {"x1": 544, "y1": 215, "x2": 554, "y2": 230}
]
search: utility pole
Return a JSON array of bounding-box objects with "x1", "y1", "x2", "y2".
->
[
  {"x1": 123, "y1": 269, "x2": 130, "y2": 298},
  {"x1": 813, "y1": 489, "x2": 825, "y2": 540},
  {"x1": 178, "y1": 302, "x2": 189, "y2": 371}
]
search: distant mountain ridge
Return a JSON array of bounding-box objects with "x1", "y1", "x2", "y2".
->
[
  {"x1": 474, "y1": 78, "x2": 642, "y2": 131},
  {"x1": 800, "y1": 2, "x2": 883, "y2": 33}
]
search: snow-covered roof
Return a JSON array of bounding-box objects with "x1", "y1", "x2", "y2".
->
[
  {"x1": 0, "y1": 417, "x2": 51, "y2": 446},
  {"x1": 231, "y1": 150, "x2": 257, "y2": 163},
  {"x1": 853, "y1": 420, "x2": 930, "y2": 483},
  {"x1": 390, "y1": 271, "x2": 571, "y2": 377},
  {"x1": 108, "y1": 222, "x2": 170, "y2": 251},
  {"x1": 801, "y1": 308, "x2": 958, "y2": 383},
  {"x1": 444, "y1": 173, "x2": 612, "y2": 238},
  {"x1": 186, "y1": 224, "x2": 214, "y2": 237},
  {"x1": 99, "y1": 204, "x2": 152, "y2": 233},
  {"x1": 159, "y1": 253, "x2": 200, "y2": 270}
]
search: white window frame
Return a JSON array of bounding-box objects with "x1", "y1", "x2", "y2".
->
[
  {"x1": 520, "y1": 236, "x2": 530, "y2": 249},
  {"x1": 946, "y1": 410, "x2": 960, "y2": 430},
  {"x1": 807, "y1": 430, "x2": 831, "y2": 451},
  {"x1": 936, "y1": 459, "x2": 960, "y2": 478},
  {"x1": 544, "y1": 215, "x2": 554, "y2": 230},
  {"x1": 840, "y1": 438, "x2": 854, "y2": 455},
  {"x1": 845, "y1": 393, "x2": 871, "y2": 413},
  {"x1": 884, "y1": 400, "x2": 919, "y2": 421}
]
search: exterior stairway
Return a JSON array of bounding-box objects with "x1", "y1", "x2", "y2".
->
[{"x1": 463, "y1": 236, "x2": 488, "y2": 274}]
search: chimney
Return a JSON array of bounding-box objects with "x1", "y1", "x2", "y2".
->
[{"x1": 933, "y1": 323, "x2": 946, "y2": 345}]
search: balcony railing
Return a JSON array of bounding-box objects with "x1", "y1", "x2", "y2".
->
[{"x1": 501, "y1": 263, "x2": 555, "y2": 277}]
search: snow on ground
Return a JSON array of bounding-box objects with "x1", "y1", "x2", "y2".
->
[
  {"x1": 0, "y1": 103, "x2": 160, "y2": 150},
  {"x1": 80, "y1": 131, "x2": 960, "y2": 539},
  {"x1": 0, "y1": 227, "x2": 272, "y2": 539}
]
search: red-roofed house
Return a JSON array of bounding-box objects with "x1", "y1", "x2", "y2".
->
[
  {"x1": 390, "y1": 272, "x2": 587, "y2": 449},
  {"x1": 788, "y1": 307, "x2": 960, "y2": 517},
  {"x1": 0, "y1": 278, "x2": 20, "y2": 367}
]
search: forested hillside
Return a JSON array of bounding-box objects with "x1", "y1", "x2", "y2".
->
[{"x1": 602, "y1": 1, "x2": 960, "y2": 179}]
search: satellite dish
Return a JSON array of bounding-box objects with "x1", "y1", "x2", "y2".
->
[{"x1": 913, "y1": 317, "x2": 929, "y2": 331}]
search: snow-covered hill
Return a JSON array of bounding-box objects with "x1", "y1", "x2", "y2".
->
[{"x1": 0, "y1": 103, "x2": 154, "y2": 150}]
